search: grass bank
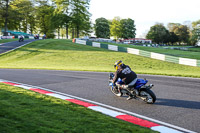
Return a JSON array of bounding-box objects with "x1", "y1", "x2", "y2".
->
[
  {"x1": 188, "y1": 47, "x2": 200, "y2": 52},
  {"x1": 98, "y1": 42, "x2": 200, "y2": 60},
  {"x1": 0, "y1": 83, "x2": 155, "y2": 133},
  {"x1": 0, "y1": 39, "x2": 200, "y2": 78},
  {"x1": 0, "y1": 39, "x2": 18, "y2": 43}
]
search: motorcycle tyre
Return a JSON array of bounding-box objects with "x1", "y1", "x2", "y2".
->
[
  {"x1": 109, "y1": 86, "x2": 122, "y2": 97},
  {"x1": 139, "y1": 89, "x2": 156, "y2": 104},
  {"x1": 19, "y1": 39, "x2": 23, "y2": 42}
]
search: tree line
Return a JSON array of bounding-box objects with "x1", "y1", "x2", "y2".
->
[
  {"x1": 0, "y1": 0, "x2": 92, "y2": 38},
  {"x1": 0, "y1": 0, "x2": 200, "y2": 45},
  {"x1": 146, "y1": 21, "x2": 200, "y2": 45},
  {"x1": 94, "y1": 17, "x2": 200, "y2": 45},
  {"x1": 94, "y1": 17, "x2": 136, "y2": 40}
]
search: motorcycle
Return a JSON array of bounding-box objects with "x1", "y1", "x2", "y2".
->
[
  {"x1": 34, "y1": 35, "x2": 39, "y2": 39},
  {"x1": 109, "y1": 73, "x2": 156, "y2": 104},
  {"x1": 19, "y1": 36, "x2": 24, "y2": 42}
]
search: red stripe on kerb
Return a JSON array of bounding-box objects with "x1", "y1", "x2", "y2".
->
[
  {"x1": 30, "y1": 88, "x2": 53, "y2": 94},
  {"x1": 116, "y1": 115, "x2": 159, "y2": 128},
  {"x1": 66, "y1": 99, "x2": 97, "y2": 107},
  {"x1": 2, "y1": 82, "x2": 19, "y2": 86}
]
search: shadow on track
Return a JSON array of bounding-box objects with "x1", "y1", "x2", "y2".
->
[{"x1": 155, "y1": 98, "x2": 200, "y2": 109}]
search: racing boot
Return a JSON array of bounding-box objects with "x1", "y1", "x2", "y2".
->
[
  {"x1": 125, "y1": 87, "x2": 133, "y2": 100},
  {"x1": 127, "y1": 94, "x2": 133, "y2": 100}
]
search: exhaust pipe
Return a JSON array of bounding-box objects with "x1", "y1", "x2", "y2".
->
[{"x1": 149, "y1": 84, "x2": 154, "y2": 89}]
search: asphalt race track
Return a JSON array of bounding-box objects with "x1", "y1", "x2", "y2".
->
[
  {"x1": 0, "y1": 39, "x2": 35, "y2": 54},
  {"x1": 0, "y1": 40, "x2": 199, "y2": 132},
  {"x1": 0, "y1": 69, "x2": 200, "y2": 132}
]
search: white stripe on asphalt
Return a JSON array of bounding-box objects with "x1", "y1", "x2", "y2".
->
[
  {"x1": 88, "y1": 106, "x2": 125, "y2": 117},
  {"x1": 0, "y1": 79, "x2": 5, "y2": 82},
  {"x1": 46, "y1": 93, "x2": 73, "y2": 100},
  {"x1": 14, "y1": 85, "x2": 32, "y2": 89},
  {"x1": 151, "y1": 126, "x2": 183, "y2": 133}
]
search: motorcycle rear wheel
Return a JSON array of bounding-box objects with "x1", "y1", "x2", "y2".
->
[
  {"x1": 139, "y1": 89, "x2": 156, "y2": 104},
  {"x1": 109, "y1": 86, "x2": 122, "y2": 97}
]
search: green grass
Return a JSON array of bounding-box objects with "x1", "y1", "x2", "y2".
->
[
  {"x1": 0, "y1": 39, "x2": 200, "y2": 78},
  {"x1": 188, "y1": 47, "x2": 200, "y2": 52},
  {"x1": 0, "y1": 39, "x2": 18, "y2": 43},
  {"x1": 99, "y1": 42, "x2": 200, "y2": 60},
  {"x1": 0, "y1": 83, "x2": 156, "y2": 133}
]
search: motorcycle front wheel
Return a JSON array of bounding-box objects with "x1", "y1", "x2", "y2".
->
[
  {"x1": 109, "y1": 86, "x2": 122, "y2": 97},
  {"x1": 139, "y1": 89, "x2": 156, "y2": 104}
]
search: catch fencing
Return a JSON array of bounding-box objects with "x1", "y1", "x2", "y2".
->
[{"x1": 73, "y1": 39, "x2": 200, "y2": 67}]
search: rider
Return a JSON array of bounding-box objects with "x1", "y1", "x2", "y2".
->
[
  {"x1": 43, "y1": 34, "x2": 46, "y2": 39},
  {"x1": 112, "y1": 60, "x2": 138, "y2": 100},
  {"x1": 19, "y1": 35, "x2": 24, "y2": 42}
]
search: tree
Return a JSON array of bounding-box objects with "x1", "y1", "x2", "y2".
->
[
  {"x1": 0, "y1": 1, "x2": 20, "y2": 31},
  {"x1": 146, "y1": 23, "x2": 169, "y2": 44},
  {"x1": 120, "y1": 18, "x2": 136, "y2": 39},
  {"x1": 173, "y1": 25, "x2": 190, "y2": 44},
  {"x1": 52, "y1": 13, "x2": 67, "y2": 39},
  {"x1": 167, "y1": 23, "x2": 190, "y2": 45},
  {"x1": 11, "y1": 0, "x2": 36, "y2": 33},
  {"x1": 52, "y1": 0, "x2": 71, "y2": 39},
  {"x1": 70, "y1": 0, "x2": 91, "y2": 38},
  {"x1": 110, "y1": 16, "x2": 121, "y2": 39},
  {"x1": 94, "y1": 17, "x2": 110, "y2": 38},
  {"x1": 28, "y1": 11, "x2": 37, "y2": 34},
  {"x1": 0, "y1": 0, "x2": 15, "y2": 35},
  {"x1": 0, "y1": 0, "x2": 92, "y2": 38},
  {"x1": 167, "y1": 23, "x2": 181, "y2": 32},
  {"x1": 168, "y1": 32, "x2": 179, "y2": 45},
  {"x1": 190, "y1": 20, "x2": 200, "y2": 45},
  {"x1": 189, "y1": 29, "x2": 199, "y2": 45},
  {"x1": 36, "y1": 4, "x2": 55, "y2": 38}
]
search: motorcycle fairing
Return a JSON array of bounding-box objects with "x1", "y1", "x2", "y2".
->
[{"x1": 134, "y1": 79, "x2": 148, "y2": 89}]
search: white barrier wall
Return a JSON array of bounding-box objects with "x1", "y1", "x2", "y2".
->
[
  {"x1": 74, "y1": 39, "x2": 199, "y2": 67},
  {"x1": 29, "y1": 36, "x2": 34, "y2": 39},
  {"x1": 151, "y1": 52, "x2": 165, "y2": 61},
  {"x1": 179, "y1": 58, "x2": 197, "y2": 67},
  {"x1": 1, "y1": 36, "x2": 14, "y2": 39},
  {"x1": 127, "y1": 48, "x2": 139, "y2": 55},
  {"x1": 108, "y1": 45, "x2": 118, "y2": 51},
  {"x1": 92, "y1": 42, "x2": 101, "y2": 48},
  {"x1": 76, "y1": 40, "x2": 86, "y2": 45}
]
